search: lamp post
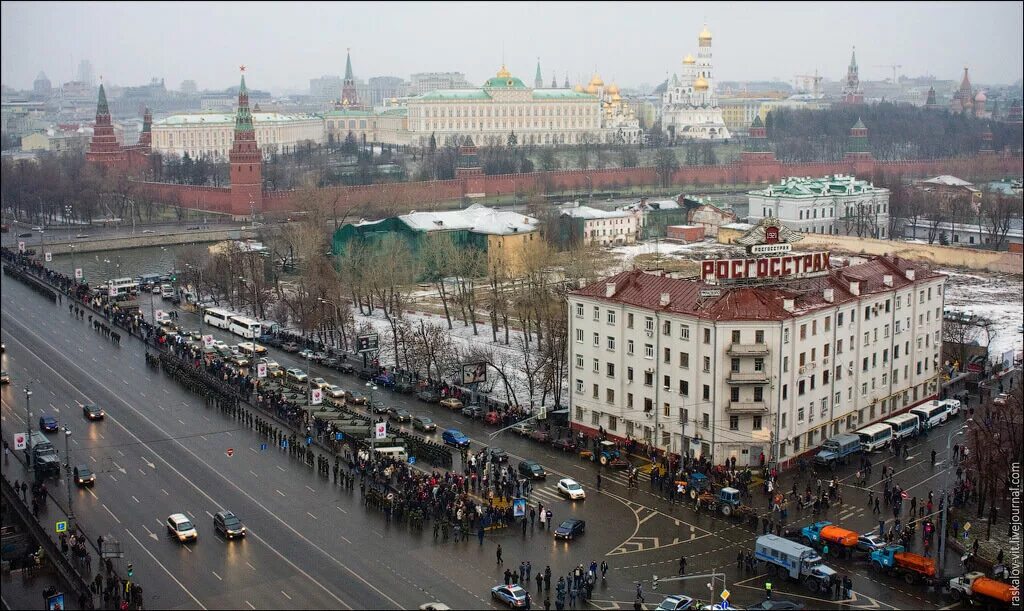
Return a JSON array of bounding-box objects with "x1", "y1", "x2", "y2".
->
[
  {"x1": 24, "y1": 388, "x2": 33, "y2": 471},
  {"x1": 63, "y1": 427, "x2": 76, "y2": 530},
  {"x1": 367, "y1": 382, "x2": 379, "y2": 461},
  {"x1": 317, "y1": 297, "x2": 339, "y2": 351},
  {"x1": 186, "y1": 263, "x2": 204, "y2": 333},
  {"x1": 937, "y1": 421, "x2": 969, "y2": 581}
]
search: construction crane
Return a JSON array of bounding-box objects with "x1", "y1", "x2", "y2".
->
[
  {"x1": 793, "y1": 71, "x2": 823, "y2": 98},
  {"x1": 874, "y1": 64, "x2": 903, "y2": 84}
]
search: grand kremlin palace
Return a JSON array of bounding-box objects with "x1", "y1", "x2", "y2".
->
[{"x1": 151, "y1": 111, "x2": 324, "y2": 159}]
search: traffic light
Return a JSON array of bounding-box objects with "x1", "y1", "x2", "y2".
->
[
  {"x1": 127, "y1": 563, "x2": 133, "y2": 578},
  {"x1": 652, "y1": 575, "x2": 659, "y2": 591}
]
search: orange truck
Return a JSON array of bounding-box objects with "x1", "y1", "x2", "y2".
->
[
  {"x1": 948, "y1": 572, "x2": 1018, "y2": 607},
  {"x1": 800, "y1": 521, "x2": 859, "y2": 557},
  {"x1": 870, "y1": 545, "x2": 937, "y2": 584}
]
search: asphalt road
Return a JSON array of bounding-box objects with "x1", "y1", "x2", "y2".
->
[{"x1": 1, "y1": 272, "x2": 982, "y2": 610}]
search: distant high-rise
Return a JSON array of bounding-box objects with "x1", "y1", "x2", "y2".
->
[
  {"x1": 180, "y1": 80, "x2": 198, "y2": 95},
  {"x1": 33, "y1": 71, "x2": 52, "y2": 98},
  {"x1": 310, "y1": 75, "x2": 342, "y2": 102},
  {"x1": 367, "y1": 76, "x2": 405, "y2": 105},
  {"x1": 408, "y1": 72, "x2": 471, "y2": 96},
  {"x1": 77, "y1": 59, "x2": 95, "y2": 87}
]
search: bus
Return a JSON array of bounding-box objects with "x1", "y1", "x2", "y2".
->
[
  {"x1": 911, "y1": 401, "x2": 949, "y2": 430},
  {"x1": 883, "y1": 413, "x2": 920, "y2": 441},
  {"x1": 105, "y1": 277, "x2": 137, "y2": 296},
  {"x1": 229, "y1": 315, "x2": 262, "y2": 339},
  {"x1": 855, "y1": 423, "x2": 893, "y2": 452},
  {"x1": 203, "y1": 307, "x2": 233, "y2": 330}
]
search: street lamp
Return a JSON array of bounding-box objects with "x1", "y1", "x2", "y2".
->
[
  {"x1": 937, "y1": 420, "x2": 970, "y2": 581},
  {"x1": 63, "y1": 427, "x2": 76, "y2": 530},
  {"x1": 366, "y1": 382, "x2": 379, "y2": 461},
  {"x1": 24, "y1": 388, "x2": 33, "y2": 471}
]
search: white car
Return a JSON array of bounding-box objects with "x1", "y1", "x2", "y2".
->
[
  {"x1": 312, "y1": 377, "x2": 331, "y2": 390},
  {"x1": 556, "y1": 478, "x2": 586, "y2": 500},
  {"x1": 212, "y1": 340, "x2": 229, "y2": 350},
  {"x1": 324, "y1": 384, "x2": 346, "y2": 399},
  {"x1": 167, "y1": 513, "x2": 198, "y2": 542},
  {"x1": 942, "y1": 398, "x2": 961, "y2": 417}
]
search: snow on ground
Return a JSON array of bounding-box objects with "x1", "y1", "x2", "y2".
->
[
  {"x1": 941, "y1": 269, "x2": 1024, "y2": 362},
  {"x1": 605, "y1": 239, "x2": 738, "y2": 273}
]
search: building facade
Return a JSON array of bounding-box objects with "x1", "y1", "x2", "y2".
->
[
  {"x1": 151, "y1": 111, "x2": 323, "y2": 158},
  {"x1": 558, "y1": 203, "x2": 639, "y2": 247},
  {"x1": 567, "y1": 221, "x2": 945, "y2": 466},
  {"x1": 747, "y1": 174, "x2": 890, "y2": 239},
  {"x1": 408, "y1": 72, "x2": 472, "y2": 96},
  {"x1": 324, "y1": 107, "x2": 410, "y2": 146},
  {"x1": 661, "y1": 26, "x2": 731, "y2": 140}
]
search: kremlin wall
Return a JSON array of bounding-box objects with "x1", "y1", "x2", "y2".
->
[{"x1": 85, "y1": 73, "x2": 1023, "y2": 218}]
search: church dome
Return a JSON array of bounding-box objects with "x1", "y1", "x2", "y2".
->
[
  {"x1": 586, "y1": 83, "x2": 599, "y2": 94},
  {"x1": 694, "y1": 76, "x2": 709, "y2": 91},
  {"x1": 589, "y1": 74, "x2": 604, "y2": 87},
  {"x1": 496, "y1": 64, "x2": 511, "y2": 78},
  {"x1": 698, "y1": 26, "x2": 712, "y2": 41},
  {"x1": 612, "y1": 92, "x2": 622, "y2": 102},
  {"x1": 606, "y1": 83, "x2": 620, "y2": 95},
  {"x1": 573, "y1": 84, "x2": 584, "y2": 93},
  {"x1": 683, "y1": 54, "x2": 695, "y2": 65},
  {"x1": 975, "y1": 91, "x2": 987, "y2": 102}
]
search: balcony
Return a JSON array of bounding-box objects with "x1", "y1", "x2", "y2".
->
[
  {"x1": 727, "y1": 400, "x2": 768, "y2": 414},
  {"x1": 727, "y1": 371, "x2": 770, "y2": 384},
  {"x1": 728, "y1": 342, "x2": 769, "y2": 356}
]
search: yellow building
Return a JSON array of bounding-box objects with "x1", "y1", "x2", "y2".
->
[{"x1": 324, "y1": 107, "x2": 411, "y2": 145}]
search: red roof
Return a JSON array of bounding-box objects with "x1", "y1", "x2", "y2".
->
[{"x1": 572, "y1": 255, "x2": 943, "y2": 321}]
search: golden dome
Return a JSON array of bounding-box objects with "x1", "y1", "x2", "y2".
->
[
  {"x1": 694, "y1": 77, "x2": 709, "y2": 91},
  {"x1": 496, "y1": 64, "x2": 511, "y2": 78},
  {"x1": 683, "y1": 54, "x2": 695, "y2": 65},
  {"x1": 699, "y1": 25, "x2": 712, "y2": 41},
  {"x1": 586, "y1": 83, "x2": 599, "y2": 94},
  {"x1": 612, "y1": 92, "x2": 622, "y2": 102},
  {"x1": 606, "y1": 83, "x2": 620, "y2": 95},
  {"x1": 589, "y1": 73, "x2": 604, "y2": 87},
  {"x1": 573, "y1": 84, "x2": 584, "y2": 93}
]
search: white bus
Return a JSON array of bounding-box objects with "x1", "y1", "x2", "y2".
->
[
  {"x1": 911, "y1": 401, "x2": 949, "y2": 430},
  {"x1": 883, "y1": 413, "x2": 920, "y2": 441},
  {"x1": 203, "y1": 307, "x2": 233, "y2": 330},
  {"x1": 105, "y1": 277, "x2": 137, "y2": 296},
  {"x1": 856, "y1": 423, "x2": 893, "y2": 452},
  {"x1": 229, "y1": 315, "x2": 262, "y2": 339}
]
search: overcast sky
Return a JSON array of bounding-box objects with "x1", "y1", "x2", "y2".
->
[{"x1": 3, "y1": 1, "x2": 1021, "y2": 94}]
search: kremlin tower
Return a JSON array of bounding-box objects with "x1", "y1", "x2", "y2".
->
[
  {"x1": 229, "y1": 68, "x2": 263, "y2": 218},
  {"x1": 841, "y1": 47, "x2": 864, "y2": 105},
  {"x1": 339, "y1": 49, "x2": 361, "y2": 108},
  {"x1": 85, "y1": 82, "x2": 127, "y2": 170}
]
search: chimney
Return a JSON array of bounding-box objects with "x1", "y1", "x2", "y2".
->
[
  {"x1": 605, "y1": 282, "x2": 617, "y2": 297},
  {"x1": 905, "y1": 269, "x2": 916, "y2": 281},
  {"x1": 640, "y1": 197, "x2": 648, "y2": 206},
  {"x1": 848, "y1": 281, "x2": 860, "y2": 296},
  {"x1": 782, "y1": 298, "x2": 795, "y2": 312},
  {"x1": 883, "y1": 274, "x2": 893, "y2": 287},
  {"x1": 660, "y1": 292, "x2": 671, "y2": 306},
  {"x1": 823, "y1": 288, "x2": 835, "y2": 303}
]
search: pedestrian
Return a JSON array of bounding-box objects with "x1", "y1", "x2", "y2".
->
[
  {"x1": 678, "y1": 556, "x2": 686, "y2": 576},
  {"x1": 931, "y1": 449, "x2": 937, "y2": 465},
  {"x1": 497, "y1": 544, "x2": 503, "y2": 565},
  {"x1": 537, "y1": 572, "x2": 544, "y2": 592},
  {"x1": 546, "y1": 509, "x2": 553, "y2": 530},
  {"x1": 478, "y1": 525, "x2": 485, "y2": 546},
  {"x1": 765, "y1": 580, "x2": 772, "y2": 599}
]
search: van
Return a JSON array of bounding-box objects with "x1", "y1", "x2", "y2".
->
[
  {"x1": 939, "y1": 398, "x2": 961, "y2": 418},
  {"x1": 910, "y1": 401, "x2": 948, "y2": 430},
  {"x1": 883, "y1": 413, "x2": 920, "y2": 441},
  {"x1": 814, "y1": 433, "x2": 862, "y2": 468},
  {"x1": 373, "y1": 446, "x2": 408, "y2": 462},
  {"x1": 855, "y1": 423, "x2": 893, "y2": 452}
]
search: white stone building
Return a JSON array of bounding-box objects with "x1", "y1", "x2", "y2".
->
[
  {"x1": 567, "y1": 227, "x2": 944, "y2": 466},
  {"x1": 559, "y1": 203, "x2": 639, "y2": 246},
  {"x1": 747, "y1": 174, "x2": 890, "y2": 239},
  {"x1": 151, "y1": 111, "x2": 324, "y2": 159},
  {"x1": 661, "y1": 26, "x2": 731, "y2": 141}
]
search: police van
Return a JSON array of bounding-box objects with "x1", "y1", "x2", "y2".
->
[
  {"x1": 883, "y1": 413, "x2": 921, "y2": 441},
  {"x1": 855, "y1": 423, "x2": 893, "y2": 452}
]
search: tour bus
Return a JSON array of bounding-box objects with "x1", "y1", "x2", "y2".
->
[
  {"x1": 229, "y1": 315, "x2": 262, "y2": 339},
  {"x1": 105, "y1": 277, "x2": 137, "y2": 296},
  {"x1": 910, "y1": 401, "x2": 949, "y2": 430},
  {"x1": 138, "y1": 273, "x2": 162, "y2": 289},
  {"x1": 203, "y1": 307, "x2": 234, "y2": 330},
  {"x1": 855, "y1": 423, "x2": 893, "y2": 452},
  {"x1": 883, "y1": 413, "x2": 921, "y2": 441}
]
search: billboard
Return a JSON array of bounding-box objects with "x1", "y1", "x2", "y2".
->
[
  {"x1": 461, "y1": 362, "x2": 487, "y2": 385},
  {"x1": 700, "y1": 252, "x2": 830, "y2": 283},
  {"x1": 356, "y1": 333, "x2": 379, "y2": 354}
]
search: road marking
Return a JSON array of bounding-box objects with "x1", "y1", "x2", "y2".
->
[
  {"x1": 305, "y1": 485, "x2": 316, "y2": 493},
  {"x1": 212, "y1": 571, "x2": 222, "y2": 581},
  {"x1": 178, "y1": 419, "x2": 186, "y2": 425},
  {"x1": 117, "y1": 449, "x2": 125, "y2": 457},
  {"x1": 340, "y1": 535, "x2": 351, "y2": 544},
  {"x1": 163, "y1": 388, "x2": 170, "y2": 395},
  {"x1": 336, "y1": 506, "x2": 347, "y2": 514},
  {"x1": 140, "y1": 392, "x2": 146, "y2": 398},
  {"x1": 132, "y1": 495, "x2": 140, "y2": 503},
  {"x1": 276, "y1": 465, "x2": 286, "y2": 472},
  {"x1": 249, "y1": 470, "x2": 259, "y2": 478},
  {"x1": 205, "y1": 511, "x2": 214, "y2": 519},
  {"x1": 102, "y1": 503, "x2": 122, "y2": 524},
  {"x1": 123, "y1": 528, "x2": 207, "y2": 609},
  {"x1": 90, "y1": 455, "x2": 97, "y2": 463},
  {"x1": 373, "y1": 531, "x2": 384, "y2": 538},
  {"x1": 281, "y1": 591, "x2": 292, "y2": 601},
  {"x1": 109, "y1": 475, "x2": 118, "y2": 482},
  {"x1": 276, "y1": 489, "x2": 286, "y2": 497},
  {"x1": 138, "y1": 468, "x2": 146, "y2": 476},
  {"x1": 88, "y1": 488, "x2": 98, "y2": 499},
  {"x1": 307, "y1": 512, "x2": 318, "y2": 520},
  {"x1": 123, "y1": 379, "x2": 129, "y2": 386},
  {"x1": 161, "y1": 488, "x2": 169, "y2": 496},
  {"x1": 246, "y1": 562, "x2": 256, "y2": 571},
  {"x1": 249, "y1": 447, "x2": 258, "y2": 454},
  {"x1": 245, "y1": 602, "x2": 255, "y2": 609},
  {"x1": 97, "y1": 432, "x2": 104, "y2": 439}
]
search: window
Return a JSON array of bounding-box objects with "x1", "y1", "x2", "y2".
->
[
  {"x1": 663, "y1": 375, "x2": 671, "y2": 389},
  {"x1": 608, "y1": 415, "x2": 618, "y2": 431},
  {"x1": 823, "y1": 370, "x2": 830, "y2": 384},
  {"x1": 627, "y1": 340, "x2": 635, "y2": 355},
  {"x1": 663, "y1": 320, "x2": 672, "y2": 336},
  {"x1": 864, "y1": 332, "x2": 870, "y2": 347},
  {"x1": 838, "y1": 312, "x2": 844, "y2": 327},
  {"x1": 593, "y1": 332, "x2": 600, "y2": 347},
  {"x1": 824, "y1": 317, "x2": 831, "y2": 332},
  {"x1": 606, "y1": 389, "x2": 615, "y2": 403},
  {"x1": 702, "y1": 385, "x2": 710, "y2": 401},
  {"x1": 784, "y1": 328, "x2": 790, "y2": 344},
  {"x1": 783, "y1": 356, "x2": 789, "y2": 372},
  {"x1": 754, "y1": 357, "x2": 765, "y2": 371},
  {"x1": 729, "y1": 416, "x2": 739, "y2": 430},
  {"x1": 703, "y1": 356, "x2": 711, "y2": 373},
  {"x1": 663, "y1": 403, "x2": 671, "y2": 417},
  {"x1": 811, "y1": 348, "x2": 816, "y2": 362},
  {"x1": 645, "y1": 317, "x2": 654, "y2": 332},
  {"x1": 824, "y1": 343, "x2": 830, "y2": 357},
  {"x1": 837, "y1": 339, "x2": 843, "y2": 354},
  {"x1": 592, "y1": 411, "x2": 601, "y2": 426},
  {"x1": 703, "y1": 328, "x2": 711, "y2": 344},
  {"x1": 644, "y1": 398, "x2": 653, "y2": 413},
  {"x1": 864, "y1": 306, "x2": 871, "y2": 321},
  {"x1": 680, "y1": 325, "x2": 690, "y2": 341},
  {"x1": 679, "y1": 380, "x2": 689, "y2": 396},
  {"x1": 575, "y1": 329, "x2": 583, "y2": 343},
  {"x1": 861, "y1": 382, "x2": 868, "y2": 396},
  {"x1": 644, "y1": 344, "x2": 654, "y2": 359},
  {"x1": 731, "y1": 330, "x2": 741, "y2": 343},
  {"x1": 753, "y1": 415, "x2": 763, "y2": 429},
  {"x1": 702, "y1": 413, "x2": 710, "y2": 429},
  {"x1": 812, "y1": 320, "x2": 818, "y2": 335},
  {"x1": 680, "y1": 352, "x2": 690, "y2": 368},
  {"x1": 799, "y1": 352, "x2": 806, "y2": 367},
  {"x1": 755, "y1": 330, "x2": 765, "y2": 343},
  {"x1": 664, "y1": 347, "x2": 671, "y2": 363},
  {"x1": 606, "y1": 336, "x2": 616, "y2": 351},
  {"x1": 607, "y1": 310, "x2": 616, "y2": 324},
  {"x1": 575, "y1": 354, "x2": 583, "y2": 369},
  {"x1": 575, "y1": 379, "x2": 583, "y2": 393},
  {"x1": 626, "y1": 393, "x2": 633, "y2": 409},
  {"x1": 862, "y1": 357, "x2": 869, "y2": 372},
  {"x1": 627, "y1": 313, "x2": 634, "y2": 329},
  {"x1": 644, "y1": 371, "x2": 653, "y2": 386},
  {"x1": 798, "y1": 380, "x2": 806, "y2": 395},
  {"x1": 800, "y1": 324, "x2": 807, "y2": 340},
  {"x1": 798, "y1": 407, "x2": 805, "y2": 422},
  {"x1": 730, "y1": 387, "x2": 740, "y2": 402},
  {"x1": 593, "y1": 384, "x2": 599, "y2": 399},
  {"x1": 731, "y1": 357, "x2": 741, "y2": 373},
  {"x1": 593, "y1": 306, "x2": 600, "y2": 320},
  {"x1": 754, "y1": 386, "x2": 764, "y2": 402},
  {"x1": 782, "y1": 384, "x2": 788, "y2": 400},
  {"x1": 575, "y1": 303, "x2": 583, "y2": 318},
  {"x1": 606, "y1": 363, "x2": 615, "y2": 377},
  {"x1": 627, "y1": 367, "x2": 634, "y2": 382}
]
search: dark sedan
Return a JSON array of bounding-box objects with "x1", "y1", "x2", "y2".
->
[
  {"x1": 418, "y1": 390, "x2": 441, "y2": 403},
  {"x1": 389, "y1": 408, "x2": 412, "y2": 423},
  {"x1": 82, "y1": 404, "x2": 105, "y2": 421},
  {"x1": 554, "y1": 518, "x2": 586, "y2": 540},
  {"x1": 39, "y1": 415, "x2": 59, "y2": 433}
]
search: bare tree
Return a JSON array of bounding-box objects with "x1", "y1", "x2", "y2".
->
[{"x1": 979, "y1": 191, "x2": 1019, "y2": 250}]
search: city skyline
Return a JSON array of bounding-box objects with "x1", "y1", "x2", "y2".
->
[{"x1": 2, "y1": 1, "x2": 1022, "y2": 95}]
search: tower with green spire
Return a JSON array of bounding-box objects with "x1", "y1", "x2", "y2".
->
[
  {"x1": 86, "y1": 81, "x2": 126, "y2": 169},
  {"x1": 230, "y1": 67, "x2": 263, "y2": 217},
  {"x1": 340, "y1": 48, "x2": 361, "y2": 108},
  {"x1": 844, "y1": 117, "x2": 873, "y2": 165}
]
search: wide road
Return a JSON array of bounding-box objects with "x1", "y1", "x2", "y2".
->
[{"x1": 1, "y1": 270, "x2": 976, "y2": 610}]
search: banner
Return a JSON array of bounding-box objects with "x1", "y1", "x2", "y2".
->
[
  {"x1": 75, "y1": 268, "x2": 83, "y2": 279},
  {"x1": 256, "y1": 363, "x2": 268, "y2": 378},
  {"x1": 462, "y1": 362, "x2": 487, "y2": 385},
  {"x1": 310, "y1": 388, "x2": 323, "y2": 405},
  {"x1": 18, "y1": 241, "x2": 25, "y2": 253},
  {"x1": 14, "y1": 432, "x2": 27, "y2": 451},
  {"x1": 513, "y1": 497, "x2": 526, "y2": 518},
  {"x1": 44, "y1": 252, "x2": 52, "y2": 262},
  {"x1": 202, "y1": 335, "x2": 215, "y2": 349},
  {"x1": 375, "y1": 421, "x2": 387, "y2": 439}
]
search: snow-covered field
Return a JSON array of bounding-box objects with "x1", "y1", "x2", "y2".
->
[
  {"x1": 606, "y1": 239, "x2": 738, "y2": 274},
  {"x1": 940, "y1": 269, "x2": 1024, "y2": 362}
]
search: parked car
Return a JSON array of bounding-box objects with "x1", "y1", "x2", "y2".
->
[
  {"x1": 82, "y1": 404, "x2": 105, "y2": 421},
  {"x1": 166, "y1": 513, "x2": 198, "y2": 542},
  {"x1": 551, "y1": 438, "x2": 576, "y2": 452},
  {"x1": 556, "y1": 478, "x2": 586, "y2": 500},
  {"x1": 511, "y1": 422, "x2": 535, "y2": 437},
  {"x1": 311, "y1": 377, "x2": 331, "y2": 390},
  {"x1": 297, "y1": 349, "x2": 315, "y2": 360},
  {"x1": 281, "y1": 342, "x2": 300, "y2": 353},
  {"x1": 518, "y1": 460, "x2": 546, "y2": 480},
  {"x1": 322, "y1": 358, "x2": 340, "y2": 369},
  {"x1": 554, "y1": 518, "x2": 586, "y2": 540},
  {"x1": 213, "y1": 510, "x2": 246, "y2": 539},
  {"x1": 529, "y1": 430, "x2": 552, "y2": 444},
  {"x1": 348, "y1": 390, "x2": 368, "y2": 404},
  {"x1": 418, "y1": 390, "x2": 441, "y2": 403},
  {"x1": 442, "y1": 429, "x2": 471, "y2": 448},
  {"x1": 462, "y1": 405, "x2": 484, "y2": 419},
  {"x1": 286, "y1": 368, "x2": 308, "y2": 383},
  {"x1": 412, "y1": 416, "x2": 437, "y2": 433},
  {"x1": 440, "y1": 397, "x2": 463, "y2": 410},
  {"x1": 491, "y1": 584, "x2": 528, "y2": 608},
  {"x1": 337, "y1": 362, "x2": 355, "y2": 374}
]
